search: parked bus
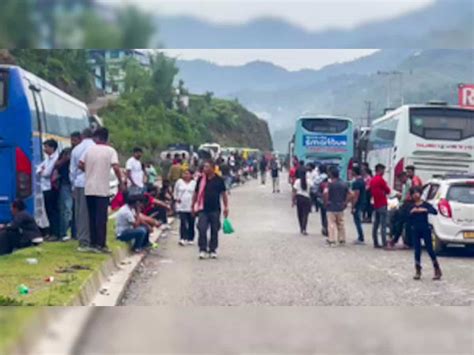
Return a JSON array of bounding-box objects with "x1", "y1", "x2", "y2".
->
[
  {"x1": 294, "y1": 115, "x2": 354, "y2": 180},
  {"x1": 367, "y1": 103, "x2": 474, "y2": 191},
  {"x1": 0, "y1": 66, "x2": 91, "y2": 224}
]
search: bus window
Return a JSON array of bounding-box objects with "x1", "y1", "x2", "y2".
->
[
  {"x1": 0, "y1": 71, "x2": 7, "y2": 109},
  {"x1": 302, "y1": 119, "x2": 349, "y2": 133},
  {"x1": 410, "y1": 108, "x2": 474, "y2": 141},
  {"x1": 368, "y1": 118, "x2": 398, "y2": 149}
]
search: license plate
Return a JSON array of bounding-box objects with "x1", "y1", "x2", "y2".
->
[{"x1": 463, "y1": 232, "x2": 474, "y2": 239}]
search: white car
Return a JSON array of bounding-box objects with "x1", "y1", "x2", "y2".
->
[{"x1": 423, "y1": 175, "x2": 474, "y2": 253}]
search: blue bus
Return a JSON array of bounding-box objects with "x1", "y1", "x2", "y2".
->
[
  {"x1": 294, "y1": 115, "x2": 354, "y2": 180},
  {"x1": 0, "y1": 66, "x2": 91, "y2": 224}
]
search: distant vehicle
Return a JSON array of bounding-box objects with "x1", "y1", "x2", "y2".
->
[
  {"x1": 198, "y1": 143, "x2": 221, "y2": 159},
  {"x1": 367, "y1": 103, "x2": 474, "y2": 191},
  {"x1": 293, "y1": 115, "x2": 354, "y2": 180},
  {"x1": 0, "y1": 66, "x2": 93, "y2": 225},
  {"x1": 423, "y1": 175, "x2": 474, "y2": 253}
]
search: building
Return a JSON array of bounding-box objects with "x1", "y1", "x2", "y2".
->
[{"x1": 88, "y1": 49, "x2": 150, "y2": 94}]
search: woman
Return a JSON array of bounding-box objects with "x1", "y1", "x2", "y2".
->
[
  {"x1": 174, "y1": 170, "x2": 197, "y2": 246},
  {"x1": 407, "y1": 186, "x2": 442, "y2": 280},
  {"x1": 292, "y1": 166, "x2": 311, "y2": 235},
  {"x1": 362, "y1": 164, "x2": 373, "y2": 223}
]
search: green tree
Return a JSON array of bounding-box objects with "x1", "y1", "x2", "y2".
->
[
  {"x1": 0, "y1": 0, "x2": 38, "y2": 47},
  {"x1": 117, "y1": 6, "x2": 155, "y2": 48},
  {"x1": 146, "y1": 53, "x2": 179, "y2": 108}
]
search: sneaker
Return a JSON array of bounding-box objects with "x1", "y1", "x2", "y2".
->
[
  {"x1": 187, "y1": 240, "x2": 195, "y2": 246},
  {"x1": 210, "y1": 252, "x2": 218, "y2": 259},
  {"x1": 77, "y1": 246, "x2": 92, "y2": 252},
  {"x1": 339, "y1": 240, "x2": 346, "y2": 246},
  {"x1": 61, "y1": 236, "x2": 71, "y2": 242},
  {"x1": 302, "y1": 231, "x2": 309, "y2": 236},
  {"x1": 199, "y1": 251, "x2": 207, "y2": 259},
  {"x1": 353, "y1": 240, "x2": 365, "y2": 245},
  {"x1": 179, "y1": 239, "x2": 186, "y2": 246},
  {"x1": 98, "y1": 246, "x2": 112, "y2": 254}
]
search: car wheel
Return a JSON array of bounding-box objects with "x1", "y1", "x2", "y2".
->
[{"x1": 432, "y1": 231, "x2": 445, "y2": 255}]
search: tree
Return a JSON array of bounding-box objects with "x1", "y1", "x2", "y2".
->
[
  {"x1": 0, "y1": 0, "x2": 38, "y2": 47},
  {"x1": 146, "y1": 53, "x2": 179, "y2": 108},
  {"x1": 117, "y1": 6, "x2": 155, "y2": 48}
]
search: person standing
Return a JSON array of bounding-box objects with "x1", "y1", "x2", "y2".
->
[
  {"x1": 406, "y1": 165, "x2": 422, "y2": 187},
  {"x1": 174, "y1": 170, "x2": 197, "y2": 246},
  {"x1": 315, "y1": 164, "x2": 329, "y2": 237},
  {"x1": 145, "y1": 162, "x2": 158, "y2": 186},
  {"x1": 307, "y1": 163, "x2": 319, "y2": 211},
  {"x1": 362, "y1": 163, "x2": 373, "y2": 223},
  {"x1": 37, "y1": 139, "x2": 60, "y2": 240},
  {"x1": 126, "y1": 147, "x2": 145, "y2": 195},
  {"x1": 81, "y1": 128, "x2": 124, "y2": 253},
  {"x1": 407, "y1": 187, "x2": 442, "y2": 280},
  {"x1": 192, "y1": 161, "x2": 229, "y2": 259},
  {"x1": 270, "y1": 157, "x2": 280, "y2": 193},
  {"x1": 351, "y1": 166, "x2": 366, "y2": 244},
  {"x1": 70, "y1": 128, "x2": 95, "y2": 252},
  {"x1": 388, "y1": 171, "x2": 412, "y2": 249},
  {"x1": 292, "y1": 167, "x2": 311, "y2": 235},
  {"x1": 259, "y1": 156, "x2": 267, "y2": 185},
  {"x1": 160, "y1": 153, "x2": 172, "y2": 181},
  {"x1": 168, "y1": 158, "x2": 183, "y2": 189},
  {"x1": 324, "y1": 168, "x2": 350, "y2": 246},
  {"x1": 370, "y1": 163, "x2": 391, "y2": 248}
]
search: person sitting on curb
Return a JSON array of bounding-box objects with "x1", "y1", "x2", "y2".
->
[{"x1": 116, "y1": 194, "x2": 152, "y2": 253}]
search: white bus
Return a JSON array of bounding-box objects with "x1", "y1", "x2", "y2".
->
[{"x1": 367, "y1": 103, "x2": 474, "y2": 191}]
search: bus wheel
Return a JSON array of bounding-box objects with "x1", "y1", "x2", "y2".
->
[{"x1": 432, "y1": 232, "x2": 446, "y2": 255}]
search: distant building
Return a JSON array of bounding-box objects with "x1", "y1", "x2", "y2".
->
[{"x1": 88, "y1": 49, "x2": 150, "y2": 94}]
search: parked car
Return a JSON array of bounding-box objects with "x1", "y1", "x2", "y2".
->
[{"x1": 423, "y1": 175, "x2": 474, "y2": 253}]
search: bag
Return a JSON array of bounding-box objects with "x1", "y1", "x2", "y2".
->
[{"x1": 223, "y1": 218, "x2": 235, "y2": 235}]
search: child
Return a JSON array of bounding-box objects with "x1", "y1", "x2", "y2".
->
[{"x1": 407, "y1": 186, "x2": 442, "y2": 280}]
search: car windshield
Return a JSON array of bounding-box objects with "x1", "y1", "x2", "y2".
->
[{"x1": 446, "y1": 184, "x2": 474, "y2": 204}]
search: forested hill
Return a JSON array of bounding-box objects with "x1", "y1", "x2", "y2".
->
[{"x1": 0, "y1": 49, "x2": 273, "y2": 156}]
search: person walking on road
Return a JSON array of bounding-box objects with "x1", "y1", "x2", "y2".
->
[
  {"x1": 259, "y1": 156, "x2": 268, "y2": 185},
  {"x1": 193, "y1": 161, "x2": 229, "y2": 259},
  {"x1": 270, "y1": 157, "x2": 280, "y2": 193},
  {"x1": 407, "y1": 186, "x2": 442, "y2": 280},
  {"x1": 81, "y1": 128, "x2": 124, "y2": 253},
  {"x1": 70, "y1": 128, "x2": 95, "y2": 251},
  {"x1": 351, "y1": 166, "x2": 366, "y2": 244},
  {"x1": 324, "y1": 167, "x2": 350, "y2": 246},
  {"x1": 174, "y1": 170, "x2": 197, "y2": 246},
  {"x1": 370, "y1": 164, "x2": 390, "y2": 248},
  {"x1": 126, "y1": 147, "x2": 145, "y2": 195},
  {"x1": 292, "y1": 167, "x2": 311, "y2": 235}
]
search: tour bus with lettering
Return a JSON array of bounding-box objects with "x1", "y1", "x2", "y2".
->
[
  {"x1": 294, "y1": 115, "x2": 354, "y2": 180},
  {"x1": 0, "y1": 65, "x2": 92, "y2": 224},
  {"x1": 367, "y1": 102, "x2": 474, "y2": 191}
]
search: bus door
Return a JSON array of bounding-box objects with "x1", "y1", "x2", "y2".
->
[{"x1": 0, "y1": 145, "x2": 15, "y2": 223}]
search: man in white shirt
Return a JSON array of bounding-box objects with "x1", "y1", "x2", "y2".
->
[
  {"x1": 36, "y1": 139, "x2": 60, "y2": 239},
  {"x1": 126, "y1": 147, "x2": 145, "y2": 195},
  {"x1": 80, "y1": 128, "x2": 124, "y2": 253},
  {"x1": 70, "y1": 128, "x2": 95, "y2": 251}
]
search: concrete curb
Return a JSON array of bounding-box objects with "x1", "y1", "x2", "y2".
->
[{"x1": 14, "y1": 219, "x2": 174, "y2": 355}]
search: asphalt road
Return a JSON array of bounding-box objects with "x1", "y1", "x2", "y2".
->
[{"x1": 75, "y1": 175, "x2": 474, "y2": 354}]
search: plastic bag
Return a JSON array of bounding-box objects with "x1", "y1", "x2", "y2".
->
[{"x1": 223, "y1": 218, "x2": 235, "y2": 235}]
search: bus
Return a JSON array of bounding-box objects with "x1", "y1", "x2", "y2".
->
[
  {"x1": 367, "y1": 103, "x2": 474, "y2": 191},
  {"x1": 294, "y1": 115, "x2": 354, "y2": 180},
  {"x1": 0, "y1": 66, "x2": 92, "y2": 224}
]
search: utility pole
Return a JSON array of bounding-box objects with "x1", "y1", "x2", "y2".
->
[{"x1": 364, "y1": 100, "x2": 372, "y2": 127}]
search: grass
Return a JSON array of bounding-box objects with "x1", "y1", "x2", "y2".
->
[
  {"x1": 0, "y1": 222, "x2": 122, "y2": 306},
  {"x1": 0, "y1": 307, "x2": 39, "y2": 354}
]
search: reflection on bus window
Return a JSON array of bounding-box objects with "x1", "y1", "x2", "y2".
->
[
  {"x1": 302, "y1": 119, "x2": 348, "y2": 133},
  {"x1": 368, "y1": 118, "x2": 398, "y2": 149}
]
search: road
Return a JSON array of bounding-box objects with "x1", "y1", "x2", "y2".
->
[{"x1": 75, "y1": 175, "x2": 474, "y2": 354}]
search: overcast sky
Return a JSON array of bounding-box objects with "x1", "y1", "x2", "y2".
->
[
  {"x1": 110, "y1": 0, "x2": 434, "y2": 31},
  {"x1": 160, "y1": 49, "x2": 380, "y2": 71}
]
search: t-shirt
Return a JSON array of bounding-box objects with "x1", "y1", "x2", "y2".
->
[
  {"x1": 57, "y1": 148, "x2": 72, "y2": 186},
  {"x1": 351, "y1": 177, "x2": 366, "y2": 209},
  {"x1": 70, "y1": 138, "x2": 95, "y2": 189},
  {"x1": 126, "y1": 157, "x2": 144, "y2": 188},
  {"x1": 8, "y1": 210, "x2": 41, "y2": 244},
  {"x1": 326, "y1": 179, "x2": 349, "y2": 212},
  {"x1": 196, "y1": 175, "x2": 226, "y2": 212},
  {"x1": 370, "y1": 175, "x2": 391, "y2": 209},
  {"x1": 168, "y1": 164, "x2": 182, "y2": 184},
  {"x1": 293, "y1": 179, "x2": 310, "y2": 198},
  {"x1": 115, "y1": 204, "x2": 136, "y2": 236},
  {"x1": 81, "y1": 144, "x2": 119, "y2": 197},
  {"x1": 174, "y1": 179, "x2": 196, "y2": 212},
  {"x1": 407, "y1": 201, "x2": 437, "y2": 230},
  {"x1": 160, "y1": 160, "x2": 172, "y2": 178}
]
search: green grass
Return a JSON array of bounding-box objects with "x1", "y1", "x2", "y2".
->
[
  {"x1": 0, "y1": 222, "x2": 122, "y2": 306},
  {"x1": 0, "y1": 308, "x2": 38, "y2": 354}
]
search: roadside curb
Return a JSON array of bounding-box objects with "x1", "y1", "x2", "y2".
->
[{"x1": 10, "y1": 219, "x2": 173, "y2": 355}]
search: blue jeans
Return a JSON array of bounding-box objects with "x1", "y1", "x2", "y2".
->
[
  {"x1": 59, "y1": 184, "x2": 73, "y2": 238},
  {"x1": 117, "y1": 226, "x2": 150, "y2": 251},
  {"x1": 352, "y1": 206, "x2": 365, "y2": 241},
  {"x1": 372, "y1": 206, "x2": 388, "y2": 247}
]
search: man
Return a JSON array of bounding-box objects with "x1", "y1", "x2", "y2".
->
[
  {"x1": 351, "y1": 166, "x2": 366, "y2": 244},
  {"x1": 145, "y1": 162, "x2": 158, "y2": 186},
  {"x1": 406, "y1": 165, "x2": 422, "y2": 187},
  {"x1": 259, "y1": 156, "x2": 267, "y2": 185},
  {"x1": 168, "y1": 158, "x2": 183, "y2": 188},
  {"x1": 160, "y1": 153, "x2": 172, "y2": 181},
  {"x1": 0, "y1": 199, "x2": 41, "y2": 255},
  {"x1": 126, "y1": 147, "x2": 145, "y2": 195},
  {"x1": 270, "y1": 157, "x2": 281, "y2": 193},
  {"x1": 370, "y1": 163, "x2": 391, "y2": 248},
  {"x1": 116, "y1": 194, "x2": 151, "y2": 253},
  {"x1": 70, "y1": 128, "x2": 95, "y2": 252},
  {"x1": 307, "y1": 163, "x2": 319, "y2": 211},
  {"x1": 81, "y1": 128, "x2": 124, "y2": 253},
  {"x1": 324, "y1": 167, "x2": 350, "y2": 246},
  {"x1": 37, "y1": 139, "x2": 60, "y2": 240},
  {"x1": 314, "y1": 164, "x2": 329, "y2": 236},
  {"x1": 388, "y1": 171, "x2": 412, "y2": 248},
  {"x1": 192, "y1": 160, "x2": 229, "y2": 259}
]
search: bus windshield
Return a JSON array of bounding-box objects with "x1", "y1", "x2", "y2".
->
[
  {"x1": 302, "y1": 118, "x2": 349, "y2": 133},
  {"x1": 410, "y1": 108, "x2": 474, "y2": 141},
  {"x1": 0, "y1": 71, "x2": 7, "y2": 109}
]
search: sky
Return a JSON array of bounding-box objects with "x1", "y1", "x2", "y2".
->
[
  {"x1": 161, "y1": 49, "x2": 380, "y2": 71},
  {"x1": 111, "y1": 0, "x2": 434, "y2": 31}
]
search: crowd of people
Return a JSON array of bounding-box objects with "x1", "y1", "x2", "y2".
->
[{"x1": 289, "y1": 158, "x2": 442, "y2": 280}]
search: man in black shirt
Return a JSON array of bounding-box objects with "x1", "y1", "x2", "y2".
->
[
  {"x1": 193, "y1": 161, "x2": 229, "y2": 259},
  {"x1": 0, "y1": 199, "x2": 41, "y2": 255},
  {"x1": 351, "y1": 166, "x2": 366, "y2": 244}
]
